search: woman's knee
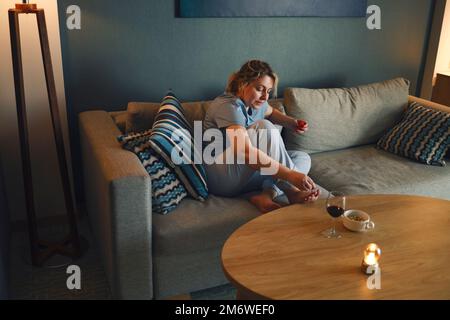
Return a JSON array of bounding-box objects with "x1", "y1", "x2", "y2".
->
[
  {"x1": 246, "y1": 120, "x2": 282, "y2": 148},
  {"x1": 253, "y1": 119, "x2": 278, "y2": 131},
  {"x1": 252, "y1": 120, "x2": 282, "y2": 143}
]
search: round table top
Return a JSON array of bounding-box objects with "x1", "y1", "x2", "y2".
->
[{"x1": 221, "y1": 194, "x2": 450, "y2": 299}]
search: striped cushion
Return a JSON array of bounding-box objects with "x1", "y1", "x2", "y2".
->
[
  {"x1": 117, "y1": 130, "x2": 187, "y2": 215},
  {"x1": 377, "y1": 102, "x2": 450, "y2": 166},
  {"x1": 149, "y1": 92, "x2": 208, "y2": 201}
]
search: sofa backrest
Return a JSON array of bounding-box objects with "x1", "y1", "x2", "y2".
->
[
  {"x1": 124, "y1": 98, "x2": 285, "y2": 133},
  {"x1": 282, "y1": 78, "x2": 411, "y2": 154},
  {"x1": 408, "y1": 95, "x2": 450, "y2": 114}
]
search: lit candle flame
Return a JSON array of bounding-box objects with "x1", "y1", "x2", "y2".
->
[
  {"x1": 363, "y1": 243, "x2": 381, "y2": 265},
  {"x1": 364, "y1": 252, "x2": 377, "y2": 265}
]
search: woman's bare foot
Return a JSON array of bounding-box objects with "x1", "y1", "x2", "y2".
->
[
  {"x1": 249, "y1": 191, "x2": 282, "y2": 214},
  {"x1": 283, "y1": 187, "x2": 320, "y2": 204}
]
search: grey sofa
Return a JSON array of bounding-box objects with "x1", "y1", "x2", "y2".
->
[{"x1": 79, "y1": 80, "x2": 450, "y2": 299}]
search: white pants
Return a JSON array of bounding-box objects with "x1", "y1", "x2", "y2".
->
[{"x1": 205, "y1": 120, "x2": 311, "y2": 197}]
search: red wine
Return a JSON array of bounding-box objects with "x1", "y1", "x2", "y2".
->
[{"x1": 327, "y1": 205, "x2": 344, "y2": 218}]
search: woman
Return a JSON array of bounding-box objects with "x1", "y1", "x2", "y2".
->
[{"x1": 203, "y1": 60, "x2": 320, "y2": 213}]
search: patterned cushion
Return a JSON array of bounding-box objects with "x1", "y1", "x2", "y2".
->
[
  {"x1": 117, "y1": 130, "x2": 188, "y2": 215},
  {"x1": 377, "y1": 102, "x2": 450, "y2": 166},
  {"x1": 149, "y1": 92, "x2": 209, "y2": 201}
]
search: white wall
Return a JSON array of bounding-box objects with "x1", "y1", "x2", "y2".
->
[
  {"x1": 435, "y1": 0, "x2": 450, "y2": 75},
  {"x1": 0, "y1": 0, "x2": 73, "y2": 222}
]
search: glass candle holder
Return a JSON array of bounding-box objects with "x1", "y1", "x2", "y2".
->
[{"x1": 361, "y1": 243, "x2": 381, "y2": 274}]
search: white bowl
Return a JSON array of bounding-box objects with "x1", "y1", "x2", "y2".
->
[{"x1": 342, "y1": 209, "x2": 375, "y2": 232}]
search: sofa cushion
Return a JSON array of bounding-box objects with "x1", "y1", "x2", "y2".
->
[
  {"x1": 309, "y1": 145, "x2": 450, "y2": 201},
  {"x1": 126, "y1": 98, "x2": 286, "y2": 133},
  {"x1": 408, "y1": 96, "x2": 450, "y2": 160},
  {"x1": 149, "y1": 92, "x2": 208, "y2": 201},
  {"x1": 377, "y1": 102, "x2": 450, "y2": 166},
  {"x1": 152, "y1": 195, "x2": 260, "y2": 256},
  {"x1": 117, "y1": 130, "x2": 188, "y2": 214},
  {"x1": 126, "y1": 101, "x2": 161, "y2": 133},
  {"x1": 110, "y1": 111, "x2": 127, "y2": 133},
  {"x1": 283, "y1": 78, "x2": 410, "y2": 154},
  {"x1": 152, "y1": 182, "x2": 329, "y2": 257},
  {"x1": 126, "y1": 101, "x2": 211, "y2": 133}
]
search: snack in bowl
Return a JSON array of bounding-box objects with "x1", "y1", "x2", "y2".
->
[
  {"x1": 347, "y1": 213, "x2": 366, "y2": 222},
  {"x1": 342, "y1": 209, "x2": 375, "y2": 232}
]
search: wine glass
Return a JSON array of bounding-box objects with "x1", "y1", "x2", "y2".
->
[{"x1": 322, "y1": 191, "x2": 346, "y2": 238}]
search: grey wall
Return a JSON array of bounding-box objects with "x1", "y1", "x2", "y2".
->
[{"x1": 57, "y1": 0, "x2": 435, "y2": 200}]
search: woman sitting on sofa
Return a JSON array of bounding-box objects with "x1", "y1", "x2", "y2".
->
[{"x1": 203, "y1": 59, "x2": 320, "y2": 213}]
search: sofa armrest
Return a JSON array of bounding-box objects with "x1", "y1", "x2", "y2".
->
[{"x1": 79, "y1": 110, "x2": 152, "y2": 299}]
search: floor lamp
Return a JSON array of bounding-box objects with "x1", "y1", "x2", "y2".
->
[{"x1": 8, "y1": 1, "x2": 81, "y2": 266}]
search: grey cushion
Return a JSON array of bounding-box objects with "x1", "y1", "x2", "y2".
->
[
  {"x1": 126, "y1": 98, "x2": 286, "y2": 133},
  {"x1": 126, "y1": 101, "x2": 160, "y2": 133},
  {"x1": 110, "y1": 111, "x2": 127, "y2": 133},
  {"x1": 153, "y1": 183, "x2": 330, "y2": 256},
  {"x1": 152, "y1": 195, "x2": 260, "y2": 256},
  {"x1": 309, "y1": 145, "x2": 450, "y2": 201},
  {"x1": 283, "y1": 78, "x2": 410, "y2": 154}
]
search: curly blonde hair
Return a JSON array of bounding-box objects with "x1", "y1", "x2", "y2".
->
[{"x1": 226, "y1": 60, "x2": 278, "y2": 97}]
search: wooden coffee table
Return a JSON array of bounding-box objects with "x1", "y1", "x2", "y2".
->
[{"x1": 221, "y1": 194, "x2": 450, "y2": 299}]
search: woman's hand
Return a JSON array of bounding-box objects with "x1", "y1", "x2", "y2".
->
[
  {"x1": 267, "y1": 109, "x2": 308, "y2": 134},
  {"x1": 288, "y1": 170, "x2": 316, "y2": 191},
  {"x1": 295, "y1": 119, "x2": 308, "y2": 134}
]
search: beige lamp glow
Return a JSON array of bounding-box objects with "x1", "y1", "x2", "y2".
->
[{"x1": 9, "y1": 0, "x2": 81, "y2": 266}]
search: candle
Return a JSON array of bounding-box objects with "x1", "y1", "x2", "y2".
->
[
  {"x1": 362, "y1": 243, "x2": 381, "y2": 274},
  {"x1": 364, "y1": 252, "x2": 377, "y2": 265}
]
